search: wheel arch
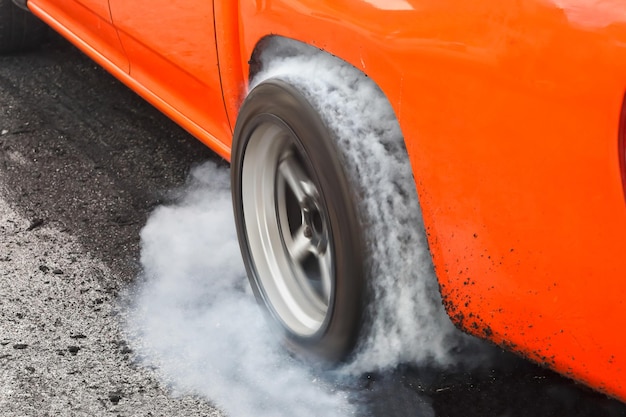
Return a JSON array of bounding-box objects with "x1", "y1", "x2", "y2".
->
[{"x1": 214, "y1": 1, "x2": 415, "y2": 156}]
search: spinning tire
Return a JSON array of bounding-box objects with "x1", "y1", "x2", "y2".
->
[{"x1": 232, "y1": 79, "x2": 365, "y2": 362}]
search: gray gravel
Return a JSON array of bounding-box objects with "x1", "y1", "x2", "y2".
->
[
  {"x1": 0, "y1": 192, "x2": 222, "y2": 416},
  {"x1": 0, "y1": 33, "x2": 223, "y2": 417}
]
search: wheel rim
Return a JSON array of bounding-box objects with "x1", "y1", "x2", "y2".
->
[{"x1": 241, "y1": 119, "x2": 334, "y2": 337}]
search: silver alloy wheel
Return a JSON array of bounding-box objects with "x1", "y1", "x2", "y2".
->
[
  {"x1": 233, "y1": 78, "x2": 365, "y2": 361},
  {"x1": 241, "y1": 120, "x2": 334, "y2": 337}
]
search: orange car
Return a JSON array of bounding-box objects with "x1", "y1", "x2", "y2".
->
[{"x1": 2, "y1": 0, "x2": 625, "y2": 402}]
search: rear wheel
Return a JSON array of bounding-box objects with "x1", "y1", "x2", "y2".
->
[
  {"x1": 0, "y1": 0, "x2": 48, "y2": 54},
  {"x1": 232, "y1": 79, "x2": 365, "y2": 362}
]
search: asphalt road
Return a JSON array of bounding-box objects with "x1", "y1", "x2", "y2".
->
[{"x1": 1, "y1": 33, "x2": 625, "y2": 417}]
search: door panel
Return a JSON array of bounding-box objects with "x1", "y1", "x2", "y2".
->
[
  {"x1": 108, "y1": 0, "x2": 231, "y2": 145},
  {"x1": 29, "y1": 0, "x2": 128, "y2": 71}
]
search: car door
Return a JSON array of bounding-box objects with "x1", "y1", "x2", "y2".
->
[
  {"x1": 107, "y1": 0, "x2": 231, "y2": 147},
  {"x1": 28, "y1": 0, "x2": 128, "y2": 71}
]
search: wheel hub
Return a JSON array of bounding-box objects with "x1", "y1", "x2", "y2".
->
[{"x1": 300, "y1": 196, "x2": 327, "y2": 254}]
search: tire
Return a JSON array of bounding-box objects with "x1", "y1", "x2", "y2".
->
[
  {"x1": 232, "y1": 79, "x2": 365, "y2": 362},
  {"x1": 0, "y1": 0, "x2": 48, "y2": 54}
]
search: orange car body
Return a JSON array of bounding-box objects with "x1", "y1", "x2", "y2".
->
[{"x1": 26, "y1": 0, "x2": 626, "y2": 401}]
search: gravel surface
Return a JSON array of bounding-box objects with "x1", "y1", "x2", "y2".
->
[
  {"x1": 0, "y1": 197, "x2": 221, "y2": 416},
  {"x1": 0, "y1": 33, "x2": 222, "y2": 416}
]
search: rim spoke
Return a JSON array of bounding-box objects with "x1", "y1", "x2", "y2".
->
[
  {"x1": 317, "y1": 249, "x2": 333, "y2": 305},
  {"x1": 287, "y1": 226, "x2": 314, "y2": 262},
  {"x1": 279, "y1": 152, "x2": 314, "y2": 203}
]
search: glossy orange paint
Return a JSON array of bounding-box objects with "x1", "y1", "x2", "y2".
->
[
  {"x1": 108, "y1": 0, "x2": 233, "y2": 149},
  {"x1": 28, "y1": 0, "x2": 231, "y2": 160},
  {"x1": 27, "y1": 0, "x2": 626, "y2": 401}
]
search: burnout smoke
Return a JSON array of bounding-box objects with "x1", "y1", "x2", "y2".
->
[
  {"x1": 252, "y1": 37, "x2": 477, "y2": 372},
  {"x1": 125, "y1": 37, "x2": 480, "y2": 417},
  {"x1": 125, "y1": 163, "x2": 352, "y2": 417}
]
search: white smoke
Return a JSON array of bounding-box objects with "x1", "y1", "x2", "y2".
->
[
  {"x1": 124, "y1": 37, "x2": 482, "y2": 417},
  {"x1": 124, "y1": 163, "x2": 353, "y2": 417}
]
